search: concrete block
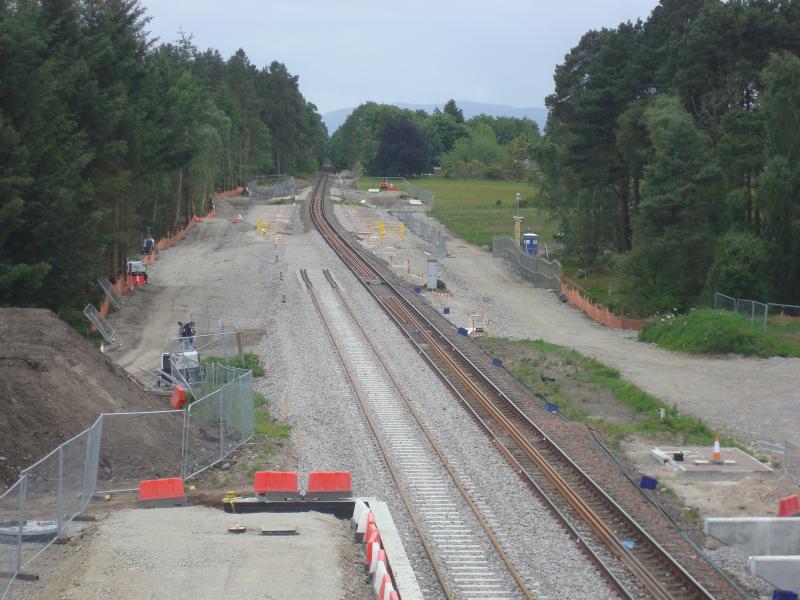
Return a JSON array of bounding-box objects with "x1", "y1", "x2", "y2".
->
[
  {"x1": 368, "y1": 500, "x2": 424, "y2": 600},
  {"x1": 749, "y1": 555, "x2": 800, "y2": 592},
  {"x1": 704, "y1": 517, "x2": 800, "y2": 556}
]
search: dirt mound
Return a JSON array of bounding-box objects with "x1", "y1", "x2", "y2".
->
[{"x1": 0, "y1": 308, "x2": 168, "y2": 486}]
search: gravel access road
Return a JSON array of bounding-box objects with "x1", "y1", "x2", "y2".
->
[{"x1": 334, "y1": 202, "x2": 800, "y2": 447}]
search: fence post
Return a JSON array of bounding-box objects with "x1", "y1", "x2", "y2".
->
[
  {"x1": 16, "y1": 474, "x2": 27, "y2": 572},
  {"x1": 181, "y1": 408, "x2": 189, "y2": 480},
  {"x1": 219, "y1": 387, "x2": 225, "y2": 461},
  {"x1": 56, "y1": 446, "x2": 64, "y2": 539}
]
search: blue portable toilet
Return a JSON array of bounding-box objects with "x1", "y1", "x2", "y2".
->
[{"x1": 522, "y1": 233, "x2": 539, "y2": 256}]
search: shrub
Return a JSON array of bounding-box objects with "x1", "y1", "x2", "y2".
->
[{"x1": 640, "y1": 308, "x2": 799, "y2": 357}]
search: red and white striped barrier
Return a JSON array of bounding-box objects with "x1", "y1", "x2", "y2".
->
[{"x1": 352, "y1": 501, "x2": 401, "y2": 599}]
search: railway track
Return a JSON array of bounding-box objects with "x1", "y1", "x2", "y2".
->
[
  {"x1": 301, "y1": 266, "x2": 533, "y2": 599},
  {"x1": 309, "y1": 170, "x2": 722, "y2": 599}
]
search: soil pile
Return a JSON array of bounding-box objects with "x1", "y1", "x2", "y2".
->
[{"x1": 0, "y1": 308, "x2": 168, "y2": 487}]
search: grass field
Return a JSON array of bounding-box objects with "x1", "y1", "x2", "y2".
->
[{"x1": 358, "y1": 177, "x2": 556, "y2": 249}]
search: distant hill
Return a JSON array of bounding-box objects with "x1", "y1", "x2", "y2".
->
[{"x1": 323, "y1": 101, "x2": 548, "y2": 134}]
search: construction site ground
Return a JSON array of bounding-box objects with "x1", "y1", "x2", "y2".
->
[
  {"x1": 0, "y1": 308, "x2": 170, "y2": 486},
  {"x1": 10, "y1": 507, "x2": 368, "y2": 600},
  {"x1": 5, "y1": 184, "x2": 798, "y2": 598},
  {"x1": 331, "y1": 198, "x2": 800, "y2": 520}
]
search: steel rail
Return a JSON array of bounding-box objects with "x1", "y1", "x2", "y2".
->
[
  {"x1": 304, "y1": 178, "x2": 454, "y2": 600},
  {"x1": 324, "y1": 269, "x2": 536, "y2": 600},
  {"x1": 310, "y1": 170, "x2": 716, "y2": 599}
]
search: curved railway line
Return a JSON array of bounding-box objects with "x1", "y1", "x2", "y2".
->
[{"x1": 308, "y1": 170, "x2": 738, "y2": 600}]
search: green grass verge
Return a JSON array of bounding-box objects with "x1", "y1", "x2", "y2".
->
[
  {"x1": 253, "y1": 391, "x2": 291, "y2": 438},
  {"x1": 203, "y1": 352, "x2": 266, "y2": 377},
  {"x1": 640, "y1": 308, "x2": 800, "y2": 358},
  {"x1": 481, "y1": 337, "x2": 717, "y2": 446},
  {"x1": 358, "y1": 177, "x2": 556, "y2": 249}
]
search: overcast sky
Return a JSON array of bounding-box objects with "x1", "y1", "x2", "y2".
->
[{"x1": 139, "y1": 1, "x2": 660, "y2": 114}]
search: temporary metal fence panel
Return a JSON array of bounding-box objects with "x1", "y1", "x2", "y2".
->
[
  {"x1": 0, "y1": 480, "x2": 22, "y2": 598},
  {"x1": 97, "y1": 277, "x2": 125, "y2": 311},
  {"x1": 82, "y1": 304, "x2": 116, "y2": 345},
  {"x1": 768, "y1": 302, "x2": 800, "y2": 317},
  {"x1": 713, "y1": 292, "x2": 736, "y2": 312},
  {"x1": 714, "y1": 293, "x2": 772, "y2": 331},
  {"x1": 492, "y1": 235, "x2": 562, "y2": 288},
  {"x1": 95, "y1": 411, "x2": 185, "y2": 493},
  {"x1": 393, "y1": 210, "x2": 448, "y2": 257},
  {"x1": 0, "y1": 365, "x2": 255, "y2": 599},
  {"x1": 786, "y1": 440, "x2": 800, "y2": 483},
  {"x1": 183, "y1": 364, "x2": 254, "y2": 479},
  {"x1": 189, "y1": 312, "x2": 225, "y2": 336},
  {"x1": 735, "y1": 298, "x2": 768, "y2": 330},
  {"x1": 405, "y1": 184, "x2": 435, "y2": 208},
  {"x1": 168, "y1": 331, "x2": 240, "y2": 363},
  {"x1": 16, "y1": 447, "x2": 58, "y2": 569},
  {"x1": 249, "y1": 176, "x2": 296, "y2": 204}
]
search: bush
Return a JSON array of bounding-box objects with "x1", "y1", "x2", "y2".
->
[{"x1": 640, "y1": 308, "x2": 799, "y2": 357}]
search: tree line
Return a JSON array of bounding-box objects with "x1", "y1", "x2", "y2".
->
[
  {"x1": 537, "y1": 0, "x2": 800, "y2": 313},
  {"x1": 330, "y1": 99, "x2": 540, "y2": 179},
  {"x1": 0, "y1": 0, "x2": 326, "y2": 315}
]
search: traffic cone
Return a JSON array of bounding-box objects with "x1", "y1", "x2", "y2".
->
[{"x1": 711, "y1": 435, "x2": 722, "y2": 463}]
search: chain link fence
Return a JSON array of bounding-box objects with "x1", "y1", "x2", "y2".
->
[
  {"x1": 184, "y1": 366, "x2": 254, "y2": 479},
  {"x1": 0, "y1": 363, "x2": 254, "y2": 599},
  {"x1": 492, "y1": 235, "x2": 562, "y2": 288},
  {"x1": 97, "y1": 277, "x2": 125, "y2": 311},
  {"x1": 392, "y1": 210, "x2": 448, "y2": 257},
  {"x1": 768, "y1": 302, "x2": 800, "y2": 317},
  {"x1": 785, "y1": 440, "x2": 800, "y2": 483},
  {"x1": 190, "y1": 311, "x2": 224, "y2": 336},
  {"x1": 167, "y1": 331, "x2": 241, "y2": 364},
  {"x1": 405, "y1": 183, "x2": 435, "y2": 208},
  {"x1": 248, "y1": 176, "x2": 295, "y2": 204},
  {"x1": 82, "y1": 304, "x2": 116, "y2": 345},
  {"x1": 713, "y1": 292, "x2": 768, "y2": 331}
]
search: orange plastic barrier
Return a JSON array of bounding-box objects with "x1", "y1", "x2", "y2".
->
[
  {"x1": 306, "y1": 471, "x2": 352, "y2": 499},
  {"x1": 364, "y1": 530, "x2": 381, "y2": 568},
  {"x1": 364, "y1": 520, "x2": 378, "y2": 543},
  {"x1": 778, "y1": 494, "x2": 800, "y2": 516},
  {"x1": 138, "y1": 477, "x2": 186, "y2": 507},
  {"x1": 253, "y1": 471, "x2": 300, "y2": 500},
  {"x1": 560, "y1": 279, "x2": 648, "y2": 330},
  {"x1": 169, "y1": 386, "x2": 188, "y2": 410},
  {"x1": 377, "y1": 573, "x2": 392, "y2": 599},
  {"x1": 217, "y1": 187, "x2": 244, "y2": 197}
]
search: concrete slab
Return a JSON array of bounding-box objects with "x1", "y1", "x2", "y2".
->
[
  {"x1": 749, "y1": 555, "x2": 800, "y2": 592},
  {"x1": 10, "y1": 506, "x2": 371, "y2": 600},
  {"x1": 367, "y1": 499, "x2": 424, "y2": 600},
  {"x1": 704, "y1": 517, "x2": 800, "y2": 555},
  {"x1": 652, "y1": 446, "x2": 773, "y2": 477}
]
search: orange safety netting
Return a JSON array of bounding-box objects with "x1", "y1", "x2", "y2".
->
[
  {"x1": 560, "y1": 279, "x2": 648, "y2": 331},
  {"x1": 97, "y1": 204, "x2": 220, "y2": 319}
]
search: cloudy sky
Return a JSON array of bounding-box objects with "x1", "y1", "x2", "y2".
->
[{"x1": 139, "y1": 1, "x2": 660, "y2": 114}]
